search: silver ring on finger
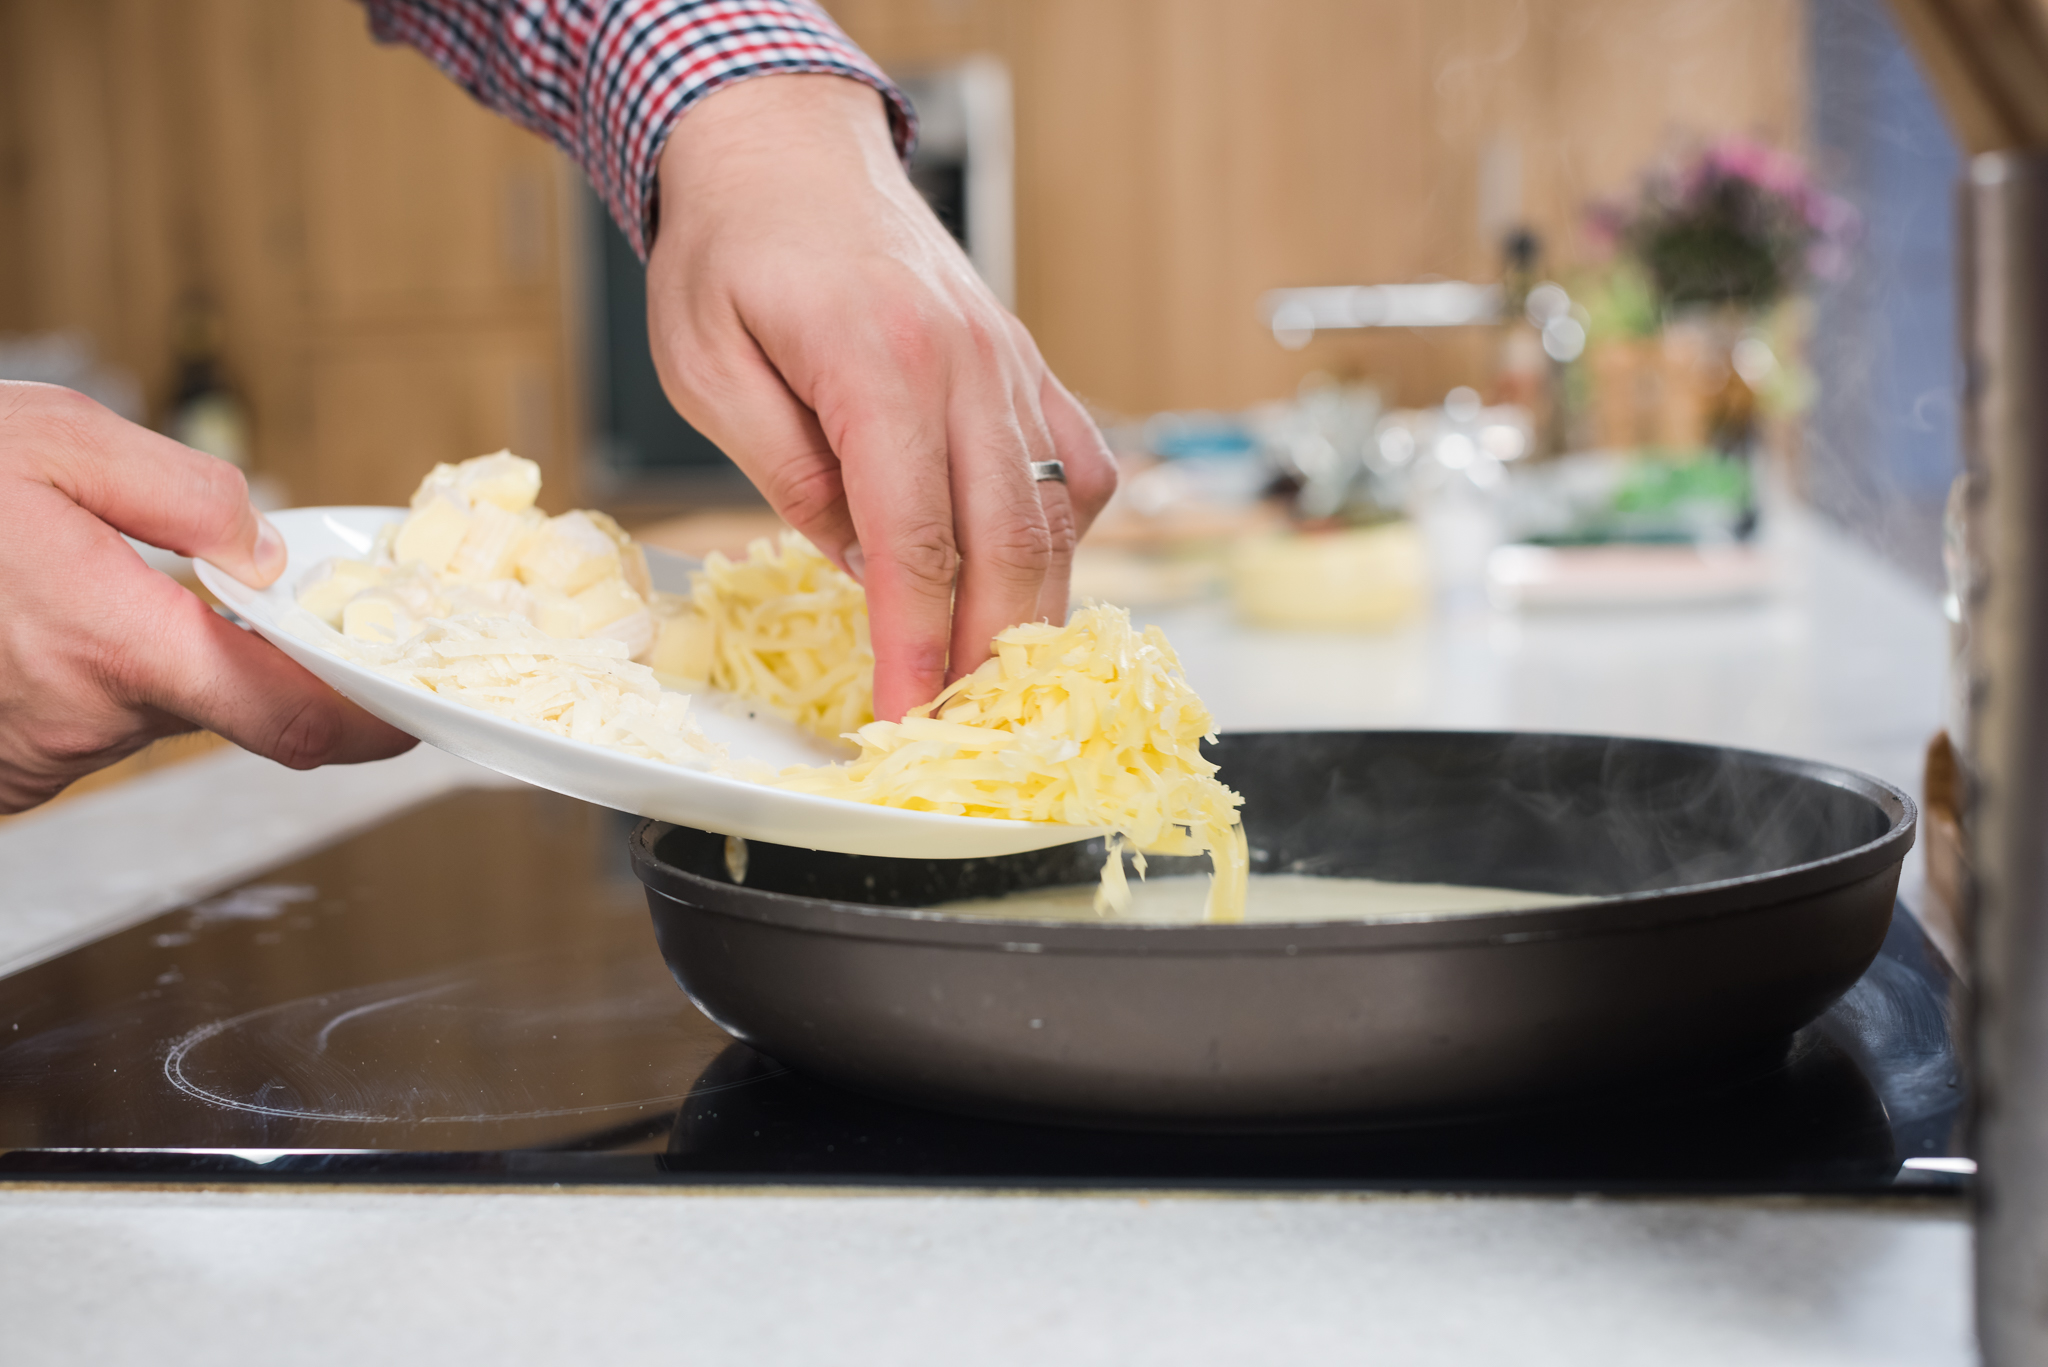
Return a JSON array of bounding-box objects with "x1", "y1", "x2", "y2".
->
[{"x1": 1029, "y1": 459, "x2": 1066, "y2": 484}]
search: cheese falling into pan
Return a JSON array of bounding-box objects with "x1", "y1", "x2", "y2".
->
[{"x1": 777, "y1": 605, "x2": 1250, "y2": 922}]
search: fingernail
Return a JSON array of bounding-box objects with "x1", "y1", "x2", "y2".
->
[
  {"x1": 253, "y1": 513, "x2": 287, "y2": 584},
  {"x1": 842, "y1": 543, "x2": 865, "y2": 583}
]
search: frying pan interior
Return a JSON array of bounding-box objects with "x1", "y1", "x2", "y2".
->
[
  {"x1": 650, "y1": 731, "x2": 1902, "y2": 910},
  {"x1": 634, "y1": 730, "x2": 1913, "y2": 1127}
]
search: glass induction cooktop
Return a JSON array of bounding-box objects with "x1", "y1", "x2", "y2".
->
[{"x1": 0, "y1": 788, "x2": 1966, "y2": 1193}]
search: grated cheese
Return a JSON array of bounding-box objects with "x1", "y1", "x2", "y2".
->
[
  {"x1": 777, "y1": 605, "x2": 1250, "y2": 921},
  {"x1": 289, "y1": 455, "x2": 1249, "y2": 922},
  {"x1": 692, "y1": 531, "x2": 874, "y2": 740},
  {"x1": 288, "y1": 610, "x2": 721, "y2": 766}
]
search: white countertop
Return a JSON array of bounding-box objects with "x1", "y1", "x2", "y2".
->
[{"x1": 0, "y1": 506, "x2": 1972, "y2": 1366}]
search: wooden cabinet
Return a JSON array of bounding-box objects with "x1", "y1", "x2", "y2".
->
[
  {"x1": 0, "y1": 0, "x2": 1804, "y2": 484},
  {"x1": 0, "y1": 0, "x2": 583, "y2": 510}
]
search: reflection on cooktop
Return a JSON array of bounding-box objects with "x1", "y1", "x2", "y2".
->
[
  {"x1": 0, "y1": 788, "x2": 1965, "y2": 1191},
  {"x1": 163, "y1": 950, "x2": 705, "y2": 1128}
]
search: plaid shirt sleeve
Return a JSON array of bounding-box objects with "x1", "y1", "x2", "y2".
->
[{"x1": 356, "y1": 0, "x2": 916, "y2": 259}]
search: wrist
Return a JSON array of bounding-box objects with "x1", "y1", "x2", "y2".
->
[{"x1": 656, "y1": 74, "x2": 902, "y2": 237}]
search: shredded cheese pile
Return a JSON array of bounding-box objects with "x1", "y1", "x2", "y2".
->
[
  {"x1": 288, "y1": 454, "x2": 1250, "y2": 921},
  {"x1": 293, "y1": 611, "x2": 721, "y2": 765},
  {"x1": 694, "y1": 532, "x2": 873, "y2": 740},
  {"x1": 778, "y1": 605, "x2": 1250, "y2": 921}
]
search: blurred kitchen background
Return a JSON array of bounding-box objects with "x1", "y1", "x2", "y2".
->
[{"x1": 0, "y1": 0, "x2": 1959, "y2": 643}]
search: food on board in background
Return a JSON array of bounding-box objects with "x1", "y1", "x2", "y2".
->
[
  {"x1": 692, "y1": 532, "x2": 873, "y2": 740},
  {"x1": 1230, "y1": 522, "x2": 1427, "y2": 630},
  {"x1": 779, "y1": 606, "x2": 1250, "y2": 922}
]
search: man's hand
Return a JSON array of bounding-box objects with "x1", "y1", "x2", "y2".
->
[
  {"x1": 0, "y1": 382, "x2": 416, "y2": 813},
  {"x1": 647, "y1": 75, "x2": 1117, "y2": 722}
]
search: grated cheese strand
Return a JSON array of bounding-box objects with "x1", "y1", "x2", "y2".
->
[
  {"x1": 692, "y1": 531, "x2": 874, "y2": 740},
  {"x1": 777, "y1": 605, "x2": 1250, "y2": 921}
]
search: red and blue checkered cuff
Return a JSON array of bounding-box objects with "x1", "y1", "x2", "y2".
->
[{"x1": 359, "y1": 0, "x2": 916, "y2": 258}]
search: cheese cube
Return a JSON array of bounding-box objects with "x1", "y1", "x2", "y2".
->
[
  {"x1": 295, "y1": 558, "x2": 387, "y2": 625},
  {"x1": 342, "y1": 589, "x2": 421, "y2": 644},
  {"x1": 446, "y1": 504, "x2": 542, "y2": 583},
  {"x1": 570, "y1": 575, "x2": 645, "y2": 633},
  {"x1": 408, "y1": 462, "x2": 462, "y2": 511},
  {"x1": 516, "y1": 511, "x2": 621, "y2": 595},
  {"x1": 592, "y1": 608, "x2": 657, "y2": 661},
  {"x1": 442, "y1": 577, "x2": 535, "y2": 620},
  {"x1": 527, "y1": 589, "x2": 582, "y2": 640},
  {"x1": 456, "y1": 451, "x2": 542, "y2": 512},
  {"x1": 392, "y1": 493, "x2": 470, "y2": 572},
  {"x1": 409, "y1": 451, "x2": 541, "y2": 514},
  {"x1": 647, "y1": 597, "x2": 715, "y2": 681},
  {"x1": 582, "y1": 510, "x2": 652, "y2": 599}
]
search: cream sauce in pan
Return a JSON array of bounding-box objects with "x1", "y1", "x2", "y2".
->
[{"x1": 934, "y1": 873, "x2": 1587, "y2": 925}]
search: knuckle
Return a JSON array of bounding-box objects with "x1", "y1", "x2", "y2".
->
[
  {"x1": 874, "y1": 303, "x2": 942, "y2": 374},
  {"x1": 892, "y1": 522, "x2": 962, "y2": 592},
  {"x1": 1067, "y1": 448, "x2": 1119, "y2": 520},
  {"x1": 761, "y1": 458, "x2": 845, "y2": 535},
  {"x1": 24, "y1": 389, "x2": 106, "y2": 470},
  {"x1": 959, "y1": 312, "x2": 1004, "y2": 368},
  {"x1": 1041, "y1": 490, "x2": 1080, "y2": 555},
  {"x1": 94, "y1": 583, "x2": 203, "y2": 702},
  {"x1": 36, "y1": 723, "x2": 116, "y2": 769},
  {"x1": 977, "y1": 506, "x2": 1052, "y2": 577},
  {"x1": 24, "y1": 381, "x2": 101, "y2": 427},
  {"x1": 192, "y1": 456, "x2": 251, "y2": 534},
  {"x1": 266, "y1": 695, "x2": 349, "y2": 771}
]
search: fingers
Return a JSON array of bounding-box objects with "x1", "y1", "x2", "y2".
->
[
  {"x1": 1032, "y1": 372, "x2": 1115, "y2": 624},
  {"x1": 1033, "y1": 473, "x2": 1078, "y2": 627},
  {"x1": 834, "y1": 398, "x2": 961, "y2": 723},
  {"x1": 18, "y1": 383, "x2": 286, "y2": 588},
  {"x1": 1038, "y1": 371, "x2": 1120, "y2": 535},
  {"x1": 113, "y1": 566, "x2": 418, "y2": 770},
  {"x1": 647, "y1": 319, "x2": 865, "y2": 576},
  {"x1": 944, "y1": 401, "x2": 1051, "y2": 686}
]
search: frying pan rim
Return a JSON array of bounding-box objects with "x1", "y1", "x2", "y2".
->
[{"x1": 631, "y1": 729, "x2": 1916, "y2": 954}]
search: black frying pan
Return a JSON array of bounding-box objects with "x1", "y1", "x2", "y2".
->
[{"x1": 631, "y1": 731, "x2": 1915, "y2": 1129}]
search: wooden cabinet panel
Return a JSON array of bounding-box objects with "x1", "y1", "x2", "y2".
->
[
  {"x1": 302, "y1": 329, "x2": 574, "y2": 510},
  {"x1": 0, "y1": 0, "x2": 584, "y2": 510}
]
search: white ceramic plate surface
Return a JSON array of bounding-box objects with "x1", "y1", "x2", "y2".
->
[{"x1": 194, "y1": 506, "x2": 1101, "y2": 858}]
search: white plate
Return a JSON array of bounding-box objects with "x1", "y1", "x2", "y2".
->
[{"x1": 194, "y1": 506, "x2": 1101, "y2": 859}]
